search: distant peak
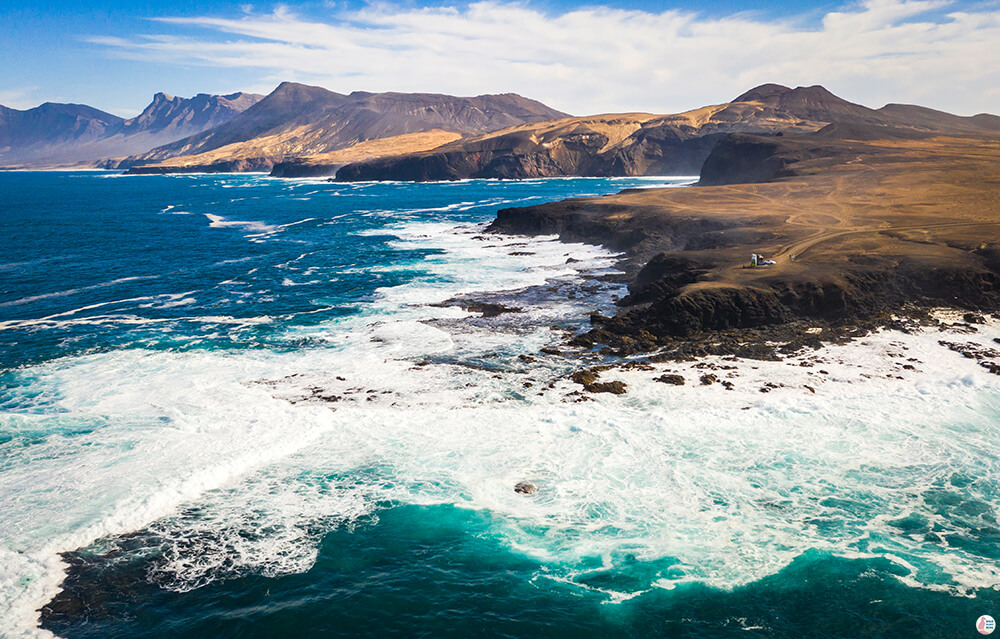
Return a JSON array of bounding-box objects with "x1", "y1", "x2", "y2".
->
[
  {"x1": 153, "y1": 92, "x2": 176, "y2": 102},
  {"x1": 265, "y1": 82, "x2": 345, "y2": 105},
  {"x1": 274, "y1": 81, "x2": 316, "y2": 92},
  {"x1": 271, "y1": 81, "x2": 334, "y2": 96},
  {"x1": 733, "y1": 83, "x2": 792, "y2": 103},
  {"x1": 733, "y1": 83, "x2": 855, "y2": 109},
  {"x1": 791, "y1": 85, "x2": 839, "y2": 99}
]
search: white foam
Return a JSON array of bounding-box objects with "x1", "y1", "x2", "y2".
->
[
  {"x1": 280, "y1": 278, "x2": 321, "y2": 287},
  {"x1": 4, "y1": 213, "x2": 1000, "y2": 637},
  {"x1": 204, "y1": 213, "x2": 276, "y2": 234},
  {"x1": 0, "y1": 276, "x2": 159, "y2": 309}
]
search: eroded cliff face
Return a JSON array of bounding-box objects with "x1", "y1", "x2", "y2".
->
[
  {"x1": 333, "y1": 104, "x2": 823, "y2": 182},
  {"x1": 489, "y1": 196, "x2": 734, "y2": 260},
  {"x1": 606, "y1": 260, "x2": 1000, "y2": 341},
  {"x1": 697, "y1": 135, "x2": 792, "y2": 186}
]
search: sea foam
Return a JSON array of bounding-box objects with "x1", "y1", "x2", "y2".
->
[{"x1": 3, "y1": 187, "x2": 1000, "y2": 637}]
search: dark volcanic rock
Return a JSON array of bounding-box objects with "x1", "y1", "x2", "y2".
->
[
  {"x1": 432, "y1": 299, "x2": 522, "y2": 318},
  {"x1": 125, "y1": 157, "x2": 274, "y2": 174},
  {"x1": 620, "y1": 253, "x2": 713, "y2": 305},
  {"x1": 570, "y1": 370, "x2": 600, "y2": 386},
  {"x1": 636, "y1": 286, "x2": 791, "y2": 337},
  {"x1": 270, "y1": 159, "x2": 342, "y2": 177},
  {"x1": 570, "y1": 369, "x2": 628, "y2": 394},
  {"x1": 514, "y1": 482, "x2": 538, "y2": 495},
  {"x1": 587, "y1": 381, "x2": 628, "y2": 394},
  {"x1": 698, "y1": 134, "x2": 795, "y2": 186},
  {"x1": 488, "y1": 199, "x2": 731, "y2": 265}
]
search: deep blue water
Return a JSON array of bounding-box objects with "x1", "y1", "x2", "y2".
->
[
  {"x1": 1, "y1": 171, "x2": 998, "y2": 639},
  {"x1": 1, "y1": 172, "x2": 656, "y2": 367}
]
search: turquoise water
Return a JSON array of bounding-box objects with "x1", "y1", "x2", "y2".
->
[{"x1": 1, "y1": 172, "x2": 999, "y2": 638}]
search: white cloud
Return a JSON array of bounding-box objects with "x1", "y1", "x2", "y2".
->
[
  {"x1": 90, "y1": 0, "x2": 1000, "y2": 116},
  {"x1": 0, "y1": 87, "x2": 41, "y2": 111}
]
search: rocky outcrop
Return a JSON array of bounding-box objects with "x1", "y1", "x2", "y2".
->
[
  {"x1": 125, "y1": 157, "x2": 273, "y2": 174},
  {"x1": 489, "y1": 197, "x2": 736, "y2": 262},
  {"x1": 697, "y1": 122, "x2": 934, "y2": 186},
  {"x1": 698, "y1": 135, "x2": 793, "y2": 186},
  {"x1": 609, "y1": 259, "x2": 1000, "y2": 340},
  {"x1": 269, "y1": 160, "x2": 342, "y2": 178},
  {"x1": 623, "y1": 285, "x2": 791, "y2": 337}
]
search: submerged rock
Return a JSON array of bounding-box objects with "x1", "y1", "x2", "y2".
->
[
  {"x1": 570, "y1": 369, "x2": 628, "y2": 394},
  {"x1": 514, "y1": 482, "x2": 538, "y2": 495},
  {"x1": 586, "y1": 381, "x2": 628, "y2": 394},
  {"x1": 432, "y1": 299, "x2": 522, "y2": 318}
]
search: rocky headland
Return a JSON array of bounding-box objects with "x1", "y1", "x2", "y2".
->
[{"x1": 489, "y1": 124, "x2": 1000, "y2": 359}]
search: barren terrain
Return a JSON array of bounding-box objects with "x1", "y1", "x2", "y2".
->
[{"x1": 491, "y1": 133, "x2": 1000, "y2": 343}]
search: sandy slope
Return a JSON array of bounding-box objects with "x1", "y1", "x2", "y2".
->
[{"x1": 139, "y1": 130, "x2": 464, "y2": 170}]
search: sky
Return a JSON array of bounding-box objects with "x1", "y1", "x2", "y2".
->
[{"x1": 1, "y1": 0, "x2": 999, "y2": 118}]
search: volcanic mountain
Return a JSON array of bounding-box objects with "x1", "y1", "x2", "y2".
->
[
  {"x1": 0, "y1": 92, "x2": 263, "y2": 167},
  {"x1": 122, "y1": 82, "x2": 570, "y2": 174},
  {"x1": 331, "y1": 84, "x2": 1000, "y2": 182}
]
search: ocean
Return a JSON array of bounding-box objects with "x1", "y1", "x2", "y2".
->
[{"x1": 1, "y1": 171, "x2": 998, "y2": 638}]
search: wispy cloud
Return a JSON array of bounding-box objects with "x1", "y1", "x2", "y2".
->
[
  {"x1": 0, "y1": 87, "x2": 41, "y2": 110},
  {"x1": 89, "y1": 0, "x2": 1000, "y2": 115}
]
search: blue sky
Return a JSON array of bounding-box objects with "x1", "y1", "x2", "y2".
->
[{"x1": 1, "y1": 0, "x2": 998, "y2": 117}]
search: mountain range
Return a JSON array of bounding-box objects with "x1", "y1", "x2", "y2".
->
[
  {"x1": 331, "y1": 84, "x2": 1000, "y2": 181},
  {"x1": 0, "y1": 92, "x2": 263, "y2": 167},
  {"x1": 120, "y1": 83, "x2": 570, "y2": 174},
  {"x1": 2, "y1": 82, "x2": 998, "y2": 180}
]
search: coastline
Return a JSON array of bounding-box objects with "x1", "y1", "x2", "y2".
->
[
  {"x1": 5, "y1": 172, "x2": 1000, "y2": 637},
  {"x1": 487, "y1": 133, "x2": 1000, "y2": 362}
]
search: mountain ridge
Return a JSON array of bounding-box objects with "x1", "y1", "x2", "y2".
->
[
  {"x1": 121, "y1": 83, "x2": 571, "y2": 173},
  {"x1": 0, "y1": 91, "x2": 264, "y2": 167},
  {"x1": 330, "y1": 84, "x2": 1000, "y2": 182}
]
